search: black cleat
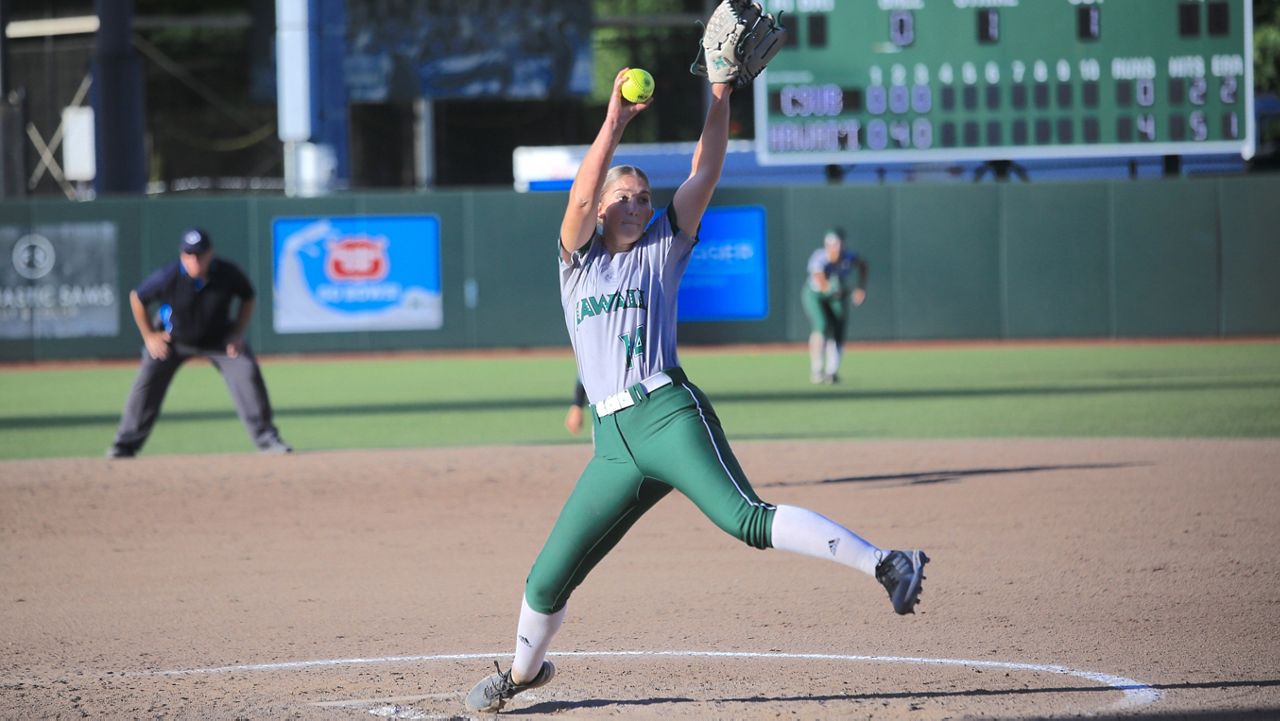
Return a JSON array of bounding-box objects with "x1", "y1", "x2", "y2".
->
[{"x1": 875, "y1": 549, "x2": 929, "y2": 615}]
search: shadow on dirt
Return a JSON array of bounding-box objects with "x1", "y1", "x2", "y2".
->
[
  {"x1": 510, "y1": 678, "x2": 1280, "y2": 716},
  {"x1": 759, "y1": 462, "x2": 1144, "y2": 489}
]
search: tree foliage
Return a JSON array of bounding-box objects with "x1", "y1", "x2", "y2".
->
[{"x1": 1256, "y1": 0, "x2": 1280, "y2": 96}]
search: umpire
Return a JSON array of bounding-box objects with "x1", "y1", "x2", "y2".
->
[{"x1": 107, "y1": 228, "x2": 291, "y2": 458}]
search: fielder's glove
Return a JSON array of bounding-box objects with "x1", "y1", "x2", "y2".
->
[
  {"x1": 690, "y1": 0, "x2": 787, "y2": 88},
  {"x1": 824, "y1": 278, "x2": 844, "y2": 300}
]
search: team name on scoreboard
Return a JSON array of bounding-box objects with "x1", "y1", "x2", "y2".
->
[{"x1": 757, "y1": 0, "x2": 1255, "y2": 163}]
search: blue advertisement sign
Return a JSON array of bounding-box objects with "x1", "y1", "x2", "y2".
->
[
  {"x1": 273, "y1": 215, "x2": 442, "y2": 333},
  {"x1": 678, "y1": 205, "x2": 768, "y2": 322}
]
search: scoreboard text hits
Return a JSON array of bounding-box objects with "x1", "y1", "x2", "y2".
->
[{"x1": 754, "y1": 0, "x2": 1256, "y2": 165}]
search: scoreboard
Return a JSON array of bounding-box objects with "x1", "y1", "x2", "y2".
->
[{"x1": 754, "y1": 0, "x2": 1256, "y2": 165}]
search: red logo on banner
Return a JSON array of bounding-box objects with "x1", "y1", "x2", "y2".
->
[{"x1": 325, "y1": 236, "x2": 389, "y2": 281}]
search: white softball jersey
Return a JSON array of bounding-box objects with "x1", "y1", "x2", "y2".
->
[
  {"x1": 558, "y1": 208, "x2": 694, "y2": 405},
  {"x1": 806, "y1": 248, "x2": 861, "y2": 292}
]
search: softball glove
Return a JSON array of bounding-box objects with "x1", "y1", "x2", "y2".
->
[{"x1": 690, "y1": 0, "x2": 787, "y2": 88}]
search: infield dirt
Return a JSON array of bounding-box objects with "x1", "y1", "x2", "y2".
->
[{"x1": 2, "y1": 439, "x2": 1278, "y2": 719}]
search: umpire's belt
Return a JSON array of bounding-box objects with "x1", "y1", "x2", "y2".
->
[{"x1": 594, "y1": 370, "x2": 675, "y2": 417}]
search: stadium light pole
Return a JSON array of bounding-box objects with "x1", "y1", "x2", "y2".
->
[
  {"x1": 92, "y1": 0, "x2": 147, "y2": 195},
  {"x1": 0, "y1": 0, "x2": 28, "y2": 199},
  {"x1": 276, "y1": 0, "x2": 348, "y2": 196},
  {"x1": 0, "y1": 1, "x2": 9, "y2": 97}
]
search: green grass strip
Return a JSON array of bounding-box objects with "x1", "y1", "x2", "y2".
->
[{"x1": 1, "y1": 340, "x2": 1277, "y2": 460}]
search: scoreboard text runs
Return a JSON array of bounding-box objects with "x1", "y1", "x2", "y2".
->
[{"x1": 755, "y1": 0, "x2": 1256, "y2": 165}]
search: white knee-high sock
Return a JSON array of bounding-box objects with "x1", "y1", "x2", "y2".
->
[
  {"x1": 511, "y1": 595, "x2": 565, "y2": 682},
  {"x1": 809, "y1": 333, "x2": 825, "y2": 376},
  {"x1": 824, "y1": 339, "x2": 841, "y2": 376},
  {"x1": 770, "y1": 504, "x2": 881, "y2": 576}
]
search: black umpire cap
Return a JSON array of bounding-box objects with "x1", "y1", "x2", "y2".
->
[{"x1": 181, "y1": 228, "x2": 213, "y2": 254}]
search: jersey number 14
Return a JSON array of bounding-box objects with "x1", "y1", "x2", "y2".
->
[{"x1": 619, "y1": 324, "x2": 646, "y2": 371}]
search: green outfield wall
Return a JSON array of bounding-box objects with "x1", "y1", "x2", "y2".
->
[{"x1": 1, "y1": 176, "x2": 1277, "y2": 362}]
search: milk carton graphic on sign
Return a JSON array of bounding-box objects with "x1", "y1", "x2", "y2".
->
[{"x1": 273, "y1": 215, "x2": 442, "y2": 333}]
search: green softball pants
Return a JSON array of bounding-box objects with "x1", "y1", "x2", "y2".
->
[
  {"x1": 524, "y1": 367, "x2": 776, "y2": 614},
  {"x1": 802, "y1": 287, "x2": 849, "y2": 345}
]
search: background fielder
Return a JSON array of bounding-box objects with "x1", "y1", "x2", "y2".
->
[
  {"x1": 803, "y1": 227, "x2": 868, "y2": 384},
  {"x1": 564, "y1": 380, "x2": 588, "y2": 435}
]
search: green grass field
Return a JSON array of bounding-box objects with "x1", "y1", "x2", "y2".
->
[{"x1": 1, "y1": 340, "x2": 1278, "y2": 460}]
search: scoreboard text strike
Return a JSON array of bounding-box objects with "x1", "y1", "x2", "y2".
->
[{"x1": 755, "y1": 0, "x2": 1256, "y2": 165}]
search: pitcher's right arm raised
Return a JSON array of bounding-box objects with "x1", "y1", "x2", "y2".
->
[{"x1": 559, "y1": 69, "x2": 651, "y2": 261}]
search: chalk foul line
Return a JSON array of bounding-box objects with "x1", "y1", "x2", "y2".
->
[{"x1": 142, "y1": 649, "x2": 1160, "y2": 711}]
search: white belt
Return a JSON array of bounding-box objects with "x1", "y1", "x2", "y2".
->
[{"x1": 594, "y1": 371, "x2": 674, "y2": 417}]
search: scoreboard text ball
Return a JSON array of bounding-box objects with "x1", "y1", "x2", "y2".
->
[{"x1": 754, "y1": 0, "x2": 1256, "y2": 165}]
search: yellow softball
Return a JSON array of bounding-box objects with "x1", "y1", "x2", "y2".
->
[{"x1": 621, "y1": 68, "x2": 655, "y2": 104}]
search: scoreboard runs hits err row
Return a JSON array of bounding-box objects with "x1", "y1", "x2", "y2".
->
[{"x1": 754, "y1": 0, "x2": 1256, "y2": 164}]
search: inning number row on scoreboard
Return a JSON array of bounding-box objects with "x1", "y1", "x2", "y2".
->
[{"x1": 755, "y1": 0, "x2": 1255, "y2": 165}]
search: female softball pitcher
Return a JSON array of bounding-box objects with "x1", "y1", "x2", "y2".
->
[{"x1": 464, "y1": 67, "x2": 929, "y2": 713}]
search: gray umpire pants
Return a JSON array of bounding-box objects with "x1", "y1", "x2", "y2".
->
[{"x1": 111, "y1": 342, "x2": 283, "y2": 454}]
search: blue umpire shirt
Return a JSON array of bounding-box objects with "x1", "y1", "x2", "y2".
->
[{"x1": 134, "y1": 258, "x2": 255, "y2": 351}]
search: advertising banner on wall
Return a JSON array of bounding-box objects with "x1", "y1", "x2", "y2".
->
[
  {"x1": 678, "y1": 205, "x2": 769, "y2": 322},
  {"x1": 272, "y1": 215, "x2": 442, "y2": 333},
  {"x1": 0, "y1": 222, "x2": 119, "y2": 339}
]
